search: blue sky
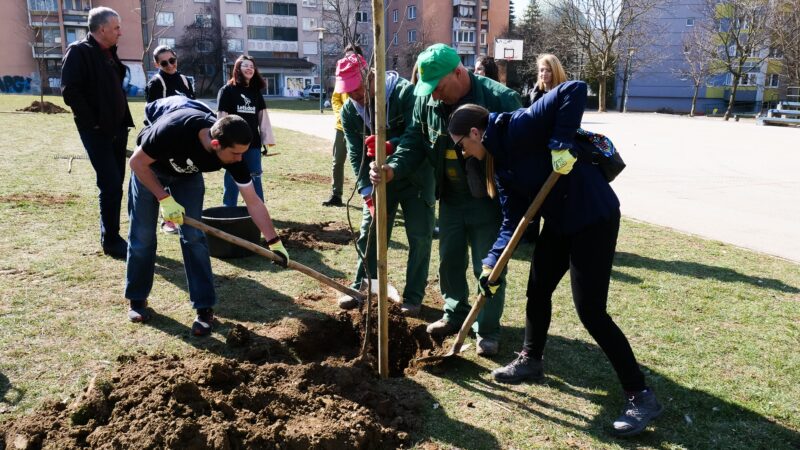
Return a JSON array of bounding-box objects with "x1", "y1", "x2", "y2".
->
[{"x1": 514, "y1": 0, "x2": 532, "y2": 22}]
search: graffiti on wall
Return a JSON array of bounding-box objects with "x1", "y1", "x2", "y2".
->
[{"x1": 0, "y1": 75, "x2": 33, "y2": 93}]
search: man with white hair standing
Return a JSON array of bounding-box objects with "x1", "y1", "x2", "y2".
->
[{"x1": 61, "y1": 7, "x2": 134, "y2": 259}]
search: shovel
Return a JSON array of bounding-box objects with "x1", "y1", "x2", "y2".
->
[
  {"x1": 183, "y1": 217, "x2": 365, "y2": 302},
  {"x1": 414, "y1": 172, "x2": 561, "y2": 364}
]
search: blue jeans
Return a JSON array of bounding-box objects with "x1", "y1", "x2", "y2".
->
[
  {"x1": 78, "y1": 127, "x2": 128, "y2": 245},
  {"x1": 125, "y1": 170, "x2": 216, "y2": 309},
  {"x1": 222, "y1": 146, "x2": 263, "y2": 206}
]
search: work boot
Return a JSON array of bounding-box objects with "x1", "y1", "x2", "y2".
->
[
  {"x1": 425, "y1": 318, "x2": 459, "y2": 337},
  {"x1": 338, "y1": 294, "x2": 362, "y2": 310},
  {"x1": 127, "y1": 300, "x2": 151, "y2": 323},
  {"x1": 491, "y1": 351, "x2": 544, "y2": 384},
  {"x1": 192, "y1": 307, "x2": 215, "y2": 337},
  {"x1": 400, "y1": 302, "x2": 421, "y2": 317},
  {"x1": 476, "y1": 337, "x2": 499, "y2": 356},
  {"x1": 102, "y1": 236, "x2": 128, "y2": 260},
  {"x1": 322, "y1": 194, "x2": 343, "y2": 207},
  {"x1": 611, "y1": 388, "x2": 663, "y2": 437}
]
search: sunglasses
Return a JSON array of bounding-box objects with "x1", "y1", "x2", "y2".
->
[
  {"x1": 159, "y1": 57, "x2": 177, "y2": 68},
  {"x1": 453, "y1": 135, "x2": 466, "y2": 153}
]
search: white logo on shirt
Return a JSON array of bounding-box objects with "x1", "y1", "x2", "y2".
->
[
  {"x1": 169, "y1": 158, "x2": 199, "y2": 174},
  {"x1": 237, "y1": 94, "x2": 256, "y2": 114}
]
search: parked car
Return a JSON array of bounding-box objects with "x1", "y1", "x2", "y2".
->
[{"x1": 303, "y1": 84, "x2": 322, "y2": 98}]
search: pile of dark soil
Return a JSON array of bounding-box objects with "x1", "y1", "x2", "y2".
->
[
  {"x1": 282, "y1": 221, "x2": 354, "y2": 250},
  {"x1": 0, "y1": 305, "x2": 442, "y2": 449},
  {"x1": 17, "y1": 101, "x2": 69, "y2": 114}
]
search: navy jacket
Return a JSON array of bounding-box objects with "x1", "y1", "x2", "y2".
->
[
  {"x1": 61, "y1": 34, "x2": 134, "y2": 133},
  {"x1": 482, "y1": 81, "x2": 620, "y2": 268}
]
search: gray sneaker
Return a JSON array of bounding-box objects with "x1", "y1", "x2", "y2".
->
[
  {"x1": 476, "y1": 337, "x2": 499, "y2": 356},
  {"x1": 612, "y1": 389, "x2": 664, "y2": 437},
  {"x1": 425, "y1": 318, "x2": 459, "y2": 337},
  {"x1": 491, "y1": 351, "x2": 544, "y2": 383}
]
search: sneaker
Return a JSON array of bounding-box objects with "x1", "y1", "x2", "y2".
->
[
  {"x1": 322, "y1": 194, "x2": 343, "y2": 207},
  {"x1": 127, "y1": 300, "x2": 151, "y2": 323},
  {"x1": 160, "y1": 220, "x2": 180, "y2": 234},
  {"x1": 337, "y1": 294, "x2": 362, "y2": 310},
  {"x1": 400, "y1": 302, "x2": 421, "y2": 317},
  {"x1": 476, "y1": 337, "x2": 499, "y2": 356},
  {"x1": 612, "y1": 389, "x2": 663, "y2": 437},
  {"x1": 192, "y1": 308, "x2": 215, "y2": 337},
  {"x1": 102, "y1": 237, "x2": 128, "y2": 260},
  {"x1": 491, "y1": 351, "x2": 544, "y2": 384},
  {"x1": 425, "y1": 318, "x2": 459, "y2": 337}
]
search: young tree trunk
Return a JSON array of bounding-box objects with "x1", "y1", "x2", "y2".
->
[
  {"x1": 690, "y1": 83, "x2": 700, "y2": 117},
  {"x1": 597, "y1": 75, "x2": 607, "y2": 112},
  {"x1": 724, "y1": 77, "x2": 740, "y2": 121}
]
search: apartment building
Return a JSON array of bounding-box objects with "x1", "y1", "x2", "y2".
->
[
  {"x1": 614, "y1": 0, "x2": 785, "y2": 114},
  {"x1": 2, "y1": 0, "x2": 144, "y2": 96},
  {"x1": 384, "y1": 0, "x2": 509, "y2": 80}
]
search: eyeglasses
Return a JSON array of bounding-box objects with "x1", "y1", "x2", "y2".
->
[
  {"x1": 159, "y1": 57, "x2": 177, "y2": 68},
  {"x1": 453, "y1": 135, "x2": 466, "y2": 153}
]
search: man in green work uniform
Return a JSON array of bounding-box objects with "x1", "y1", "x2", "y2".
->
[
  {"x1": 335, "y1": 53, "x2": 435, "y2": 317},
  {"x1": 369, "y1": 44, "x2": 521, "y2": 355}
]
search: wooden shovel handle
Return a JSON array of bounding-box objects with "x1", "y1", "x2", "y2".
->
[
  {"x1": 183, "y1": 217, "x2": 365, "y2": 302},
  {"x1": 448, "y1": 172, "x2": 561, "y2": 355}
]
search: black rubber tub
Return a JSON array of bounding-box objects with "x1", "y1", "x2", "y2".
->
[{"x1": 201, "y1": 206, "x2": 260, "y2": 258}]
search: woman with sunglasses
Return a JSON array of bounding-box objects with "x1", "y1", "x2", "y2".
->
[
  {"x1": 145, "y1": 46, "x2": 195, "y2": 103},
  {"x1": 216, "y1": 55, "x2": 275, "y2": 205},
  {"x1": 447, "y1": 80, "x2": 663, "y2": 437}
]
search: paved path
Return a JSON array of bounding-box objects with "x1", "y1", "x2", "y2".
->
[{"x1": 268, "y1": 110, "x2": 799, "y2": 263}]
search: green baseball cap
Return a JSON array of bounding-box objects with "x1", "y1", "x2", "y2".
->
[{"x1": 413, "y1": 44, "x2": 461, "y2": 96}]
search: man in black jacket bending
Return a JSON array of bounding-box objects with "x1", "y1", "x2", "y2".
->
[{"x1": 61, "y1": 6, "x2": 134, "y2": 259}]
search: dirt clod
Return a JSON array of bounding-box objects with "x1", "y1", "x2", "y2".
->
[{"x1": 282, "y1": 221, "x2": 353, "y2": 250}]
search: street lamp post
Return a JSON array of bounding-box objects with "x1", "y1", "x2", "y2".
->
[{"x1": 315, "y1": 27, "x2": 326, "y2": 114}]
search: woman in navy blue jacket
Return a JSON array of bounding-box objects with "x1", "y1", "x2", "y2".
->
[{"x1": 447, "y1": 80, "x2": 662, "y2": 437}]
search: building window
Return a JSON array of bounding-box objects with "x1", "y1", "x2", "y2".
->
[
  {"x1": 392, "y1": 9, "x2": 398, "y2": 23},
  {"x1": 28, "y1": 0, "x2": 57, "y2": 11},
  {"x1": 355, "y1": 32, "x2": 369, "y2": 44},
  {"x1": 63, "y1": 0, "x2": 87, "y2": 10},
  {"x1": 273, "y1": 3, "x2": 297, "y2": 15},
  {"x1": 454, "y1": 30, "x2": 475, "y2": 43},
  {"x1": 408, "y1": 29, "x2": 417, "y2": 42},
  {"x1": 302, "y1": 17, "x2": 318, "y2": 31},
  {"x1": 769, "y1": 46, "x2": 783, "y2": 58},
  {"x1": 227, "y1": 38, "x2": 243, "y2": 52},
  {"x1": 407, "y1": 5, "x2": 417, "y2": 20},
  {"x1": 247, "y1": 26, "x2": 298, "y2": 41},
  {"x1": 302, "y1": 0, "x2": 317, "y2": 6},
  {"x1": 196, "y1": 40, "x2": 213, "y2": 52},
  {"x1": 686, "y1": 18, "x2": 694, "y2": 27},
  {"x1": 392, "y1": 32, "x2": 398, "y2": 46},
  {"x1": 392, "y1": 54, "x2": 398, "y2": 69},
  {"x1": 247, "y1": 1, "x2": 267, "y2": 14},
  {"x1": 195, "y1": 14, "x2": 212, "y2": 28},
  {"x1": 156, "y1": 11, "x2": 174, "y2": 26},
  {"x1": 158, "y1": 37, "x2": 176, "y2": 48},
  {"x1": 226, "y1": 14, "x2": 242, "y2": 28},
  {"x1": 481, "y1": 10, "x2": 488, "y2": 20},
  {"x1": 768, "y1": 74, "x2": 780, "y2": 87},
  {"x1": 249, "y1": 26, "x2": 268, "y2": 40},
  {"x1": 65, "y1": 27, "x2": 86, "y2": 43},
  {"x1": 355, "y1": 11, "x2": 368, "y2": 22},
  {"x1": 480, "y1": 31, "x2": 487, "y2": 45},
  {"x1": 458, "y1": 6, "x2": 474, "y2": 17}
]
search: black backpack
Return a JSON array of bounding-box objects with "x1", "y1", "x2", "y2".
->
[{"x1": 573, "y1": 128, "x2": 626, "y2": 182}]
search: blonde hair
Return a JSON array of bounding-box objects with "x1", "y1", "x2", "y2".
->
[{"x1": 536, "y1": 53, "x2": 568, "y2": 91}]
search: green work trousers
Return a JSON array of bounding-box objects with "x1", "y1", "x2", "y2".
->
[
  {"x1": 353, "y1": 182, "x2": 435, "y2": 305},
  {"x1": 438, "y1": 194, "x2": 506, "y2": 340},
  {"x1": 330, "y1": 129, "x2": 347, "y2": 197}
]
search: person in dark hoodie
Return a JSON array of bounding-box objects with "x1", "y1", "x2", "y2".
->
[
  {"x1": 61, "y1": 6, "x2": 134, "y2": 259},
  {"x1": 446, "y1": 80, "x2": 663, "y2": 437},
  {"x1": 145, "y1": 45, "x2": 196, "y2": 103}
]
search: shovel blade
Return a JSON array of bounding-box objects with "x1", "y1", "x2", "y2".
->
[{"x1": 412, "y1": 343, "x2": 472, "y2": 364}]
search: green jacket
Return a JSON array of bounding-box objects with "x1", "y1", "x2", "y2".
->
[
  {"x1": 341, "y1": 75, "x2": 435, "y2": 202},
  {"x1": 388, "y1": 72, "x2": 522, "y2": 195}
]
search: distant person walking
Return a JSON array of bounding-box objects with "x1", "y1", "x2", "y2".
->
[
  {"x1": 61, "y1": 6, "x2": 134, "y2": 259},
  {"x1": 145, "y1": 45, "x2": 195, "y2": 103},
  {"x1": 216, "y1": 55, "x2": 275, "y2": 206}
]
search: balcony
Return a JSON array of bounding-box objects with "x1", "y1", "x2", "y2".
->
[
  {"x1": 247, "y1": 14, "x2": 298, "y2": 28},
  {"x1": 453, "y1": 0, "x2": 477, "y2": 5},
  {"x1": 452, "y1": 42, "x2": 476, "y2": 54},
  {"x1": 248, "y1": 40, "x2": 299, "y2": 53}
]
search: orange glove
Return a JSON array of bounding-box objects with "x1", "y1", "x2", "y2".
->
[{"x1": 365, "y1": 135, "x2": 395, "y2": 158}]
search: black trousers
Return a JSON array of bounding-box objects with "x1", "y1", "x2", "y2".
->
[{"x1": 523, "y1": 212, "x2": 646, "y2": 392}]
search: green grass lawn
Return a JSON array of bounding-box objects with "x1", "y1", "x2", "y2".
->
[{"x1": 0, "y1": 95, "x2": 798, "y2": 449}]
